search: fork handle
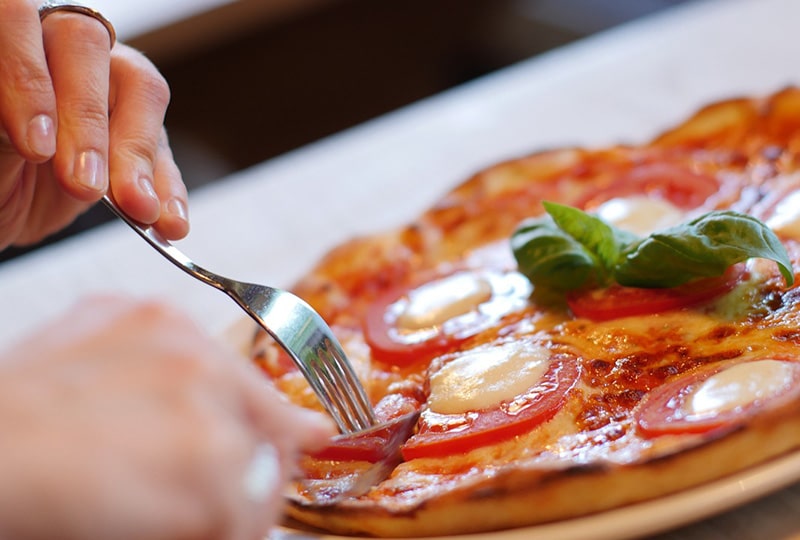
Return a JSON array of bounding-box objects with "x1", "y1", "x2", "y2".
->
[{"x1": 102, "y1": 196, "x2": 227, "y2": 291}]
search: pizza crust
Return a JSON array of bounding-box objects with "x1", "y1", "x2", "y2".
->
[{"x1": 288, "y1": 397, "x2": 800, "y2": 537}]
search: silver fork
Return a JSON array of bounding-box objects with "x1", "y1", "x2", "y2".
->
[{"x1": 102, "y1": 196, "x2": 377, "y2": 433}]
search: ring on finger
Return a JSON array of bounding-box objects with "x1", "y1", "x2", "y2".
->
[
  {"x1": 242, "y1": 443, "x2": 280, "y2": 504},
  {"x1": 38, "y1": 0, "x2": 116, "y2": 48}
]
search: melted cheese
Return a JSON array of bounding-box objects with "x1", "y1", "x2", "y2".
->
[
  {"x1": 766, "y1": 189, "x2": 800, "y2": 240},
  {"x1": 396, "y1": 272, "x2": 492, "y2": 330},
  {"x1": 428, "y1": 342, "x2": 550, "y2": 414},
  {"x1": 687, "y1": 360, "x2": 795, "y2": 417},
  {"x1": 594, "y1": 196, "x2": 685, "y2": 236}
]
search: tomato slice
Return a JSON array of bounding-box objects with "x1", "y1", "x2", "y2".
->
[
  {"x1": 363, "y1": 270, "x2": 531, "y2": 366},
  {"x1": 401, "y1": 354, "x2": 579, "y2": 460},
  {"x1": 635, "y1": 359, "x2": 800, "y2": 436},
  {"x1": 566, "y1": 264, "x2": 746, "y2": 322},
  {"x1": 576, "y1": 162, "x2": 720, "y2": 211},
  {"x1": 311, "y1": 392, "x2": 421, "y2": 462}
]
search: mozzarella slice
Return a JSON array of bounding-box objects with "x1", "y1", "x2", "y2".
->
[
  {"x1": 686, "y1": 360, "x2": 795, "y2": 417},
  {"x1": 428, "y1": 342, "x2": 550, "y2": 415},
  {"x1": 766, "y1": 189, "x2": 800, "y2": 240},
  {"x1": 396, "y1": 272, "x2": 492, "y2": 331},
  {"x1": 594, "y1": 196, "x2": 685, "y2": 236}
]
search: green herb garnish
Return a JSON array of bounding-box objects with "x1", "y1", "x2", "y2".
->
[{"x1": 511, "y1": 201, "x2": 794, "y2": 292}]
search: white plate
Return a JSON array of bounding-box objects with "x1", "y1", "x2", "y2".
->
[{"x1": 270, "y1": 450, "x2": 800, "y2": 540}]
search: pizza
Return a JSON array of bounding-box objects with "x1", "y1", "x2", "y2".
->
[{"x1": 250, "y1": 88, "x2": 800, "y2": 537}]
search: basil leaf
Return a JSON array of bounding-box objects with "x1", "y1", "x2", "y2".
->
[
  {"x1": 543, "y1": 201, "x2": 638, "y2": 272},
  {"x1": 511, "y1": 215, "x2": 598, "y2": 292},
  {"x1": 615, "y1": 211, "x2": 795, "y2": 287},
  {"x1": 512, "y1": 203, "x2": 795, "y2": 293},
  {"x1": 511, "y1": 202, "x2": 637, "y2": 292}
]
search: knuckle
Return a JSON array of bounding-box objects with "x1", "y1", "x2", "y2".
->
[
  {"x1": 116, "y1": 133, "x2": 159, "y2": 163},
  {"x1": 114, "y1": 51, "x2": 171, "y2": 109},
  {"x1": 4, "y1": 56, "x2": 53, "y2": 103},
  {"x1": 140, "y1": 71, "x2": 171, "y2": 109},
  {"x1": 61, "y1": 94, "x2": 109, "y2": 131},
  {"x1": 60, "y1": 14, "x2": 112, "y2": 51}
]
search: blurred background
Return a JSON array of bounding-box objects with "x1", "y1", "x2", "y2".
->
[{"x1": 2, "y1": 0, "x2": 694, "y2": 262}]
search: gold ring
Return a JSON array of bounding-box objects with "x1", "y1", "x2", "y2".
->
[{"x1": 38, "y1": 1, "x2": 116, "y2": 48}]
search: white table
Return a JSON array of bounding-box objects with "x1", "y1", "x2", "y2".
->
[
  {"x1": 91, "y1": 0, "x2": 333, "y2": 61},
  {"x1": 5, "y1": 0, "x2": 800, "y2": 537}
]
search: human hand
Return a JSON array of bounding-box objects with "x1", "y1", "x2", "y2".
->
[
  {"x1": 0, "y1": 1, "x2": 189, "y2": 251},
  {"x1": 0, "y1": 296, "x2": 335, "y2": 540}
]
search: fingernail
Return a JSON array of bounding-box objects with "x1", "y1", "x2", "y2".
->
[
  {"x1": 138, "y1": 176, "x2": 159, "y2": 202},
  {"x1": 165, "y1": 197, "x2": 188, "y2": 221},
  {"x1": 74, "y1": 150, "x2": 106, "y2": 192},
  {"x1": 27, "y1": 115, "x2": 56, "y2": 158}
]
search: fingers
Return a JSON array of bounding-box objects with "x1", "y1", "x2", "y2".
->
[
  {"x1": 0, "y1": 3, "x2": 105, "y2": 248},
  {"x1": 107, "y1": 46, "x2": 168, "y2": 225},
  {"x1": 191, "y1": 408, "x2": 281, "y2": 540},
  {"x1": 107, "y1": 46, "x2": 189, "y2": 239},
  {"x1": 7, "y1": 296, "x2": 332, "y2": 539},
  {"x1": 0, "y1": 161, "x2": 36, "y2": 251},
  {"x1": 144, "y1": 318, "x2": 327, "y2": 539},
  {"x1": 209, "y1": 371, "x2": 333, "y2": 540},
  {"x1": 176, "y1": 328, "x2": 334, "y2": 538},
  {"x1": 152, "y1": 128, "x2": 190, "y2": 239},
  {"x1": 0, "y1": 0, "x2": 57, "y2": 162},
  {"x1": 41, "y1": 6, "x2": 113, "y2": 201},
  {"x1": 0, "y1": 4, "x2": 191, "y2": 245},
  {"x1": 232, "y1": 358, "x2": 338, "y2": 451}
]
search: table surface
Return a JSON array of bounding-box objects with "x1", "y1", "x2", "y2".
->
[
  {"x1": 91, "y1": 0, "x2": 333, "y2": 61},
  {"x1": 91, "y1": 0, "x2": 232, "y2": 40},
  {"x1": 7, "y1": 0, "x2": 800, "y2": 537}
]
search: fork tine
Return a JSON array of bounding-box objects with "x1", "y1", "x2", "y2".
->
[
  {"x1": 330, "y1": 367, "x2": 376, "y2": 430},
  {"x1": 302, "y1": 338, "x2": 374, "y2": 432},
  {"x1": 247, "y1": 303, "x2": 378, "y2": 432},
  {"x1": 316, "y1": 341, "x2": 376, "y2": 430},
  {"x1": 315, "y1": 365, "x2": 363, "y2": 432},
  {"x1": 227, "y1": 286, "x2": 377, "y2": 433},
  {"x1": 267, "y1": 327, "x2": 376, "y2": 433},
  {"x1": 290, "y1": 355, "x2": 355, "y2": 432}
]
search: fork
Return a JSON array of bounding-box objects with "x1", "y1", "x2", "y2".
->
[{"x1": 102, "y1": 195, "x2": 377, "y2": 433}]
